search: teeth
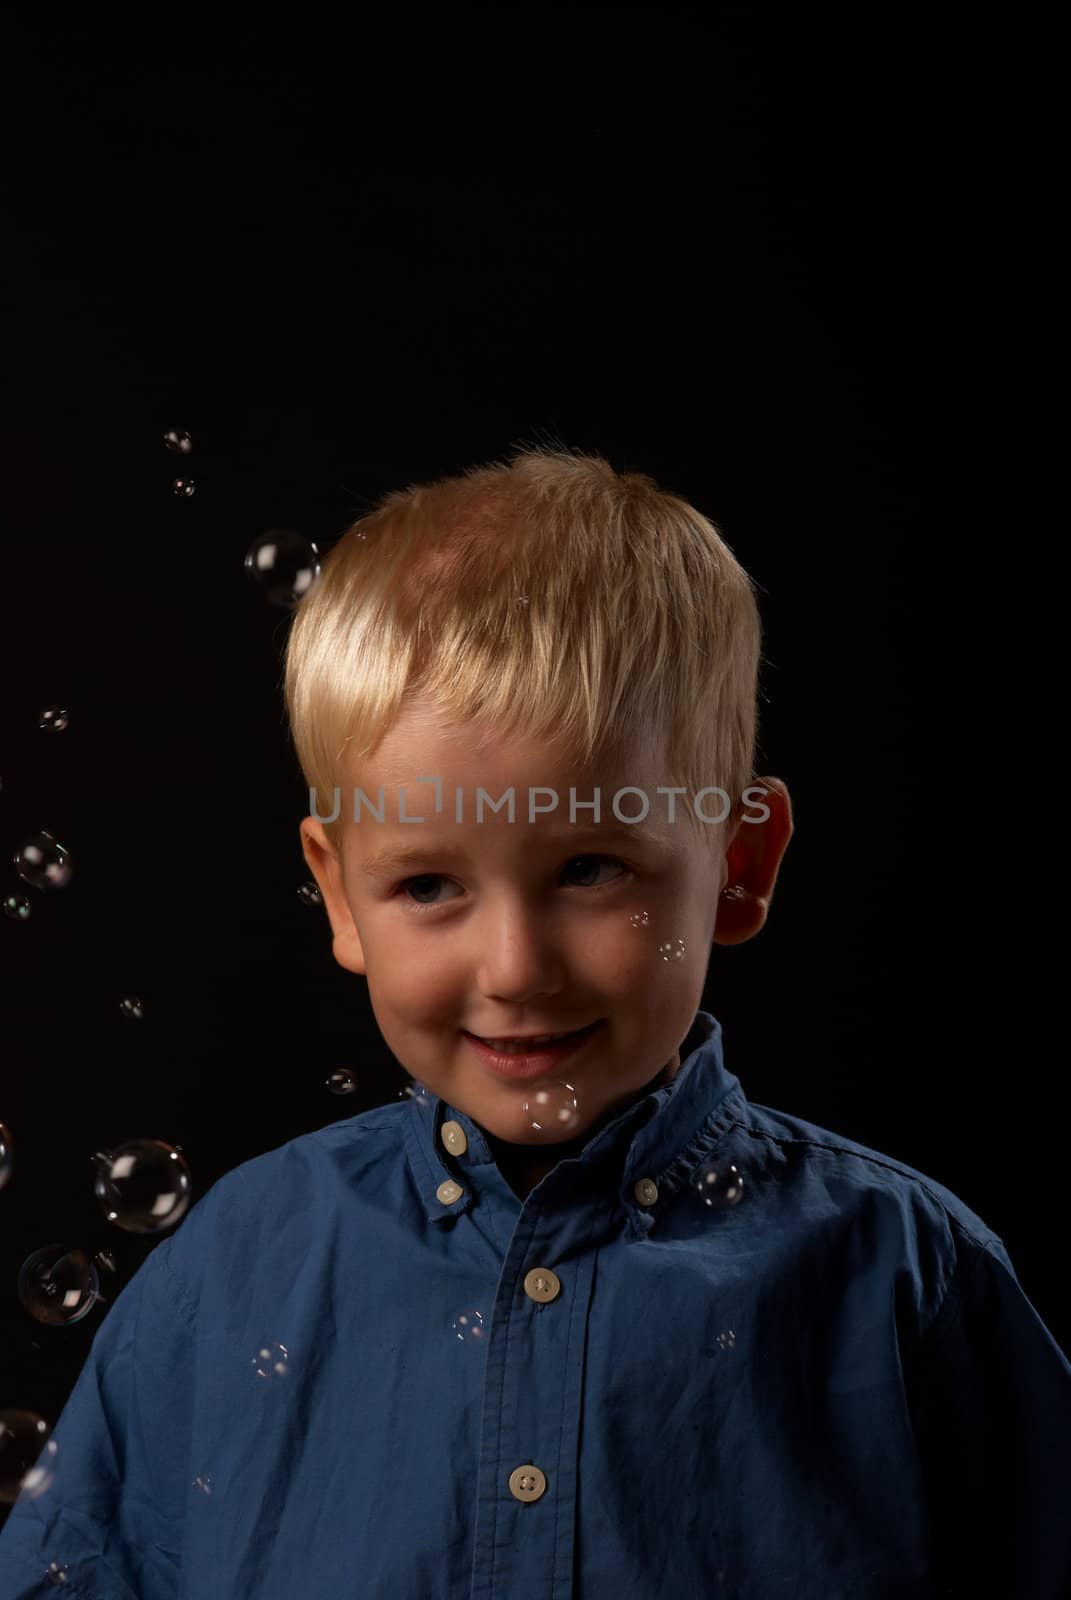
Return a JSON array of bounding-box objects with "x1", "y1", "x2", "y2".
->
[{"x1": 482, "y1": 1033, "x2": 569, "y2": 1053}]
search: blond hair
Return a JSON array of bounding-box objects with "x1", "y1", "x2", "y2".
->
[{"x1": 283, "y1": 441, "x2": 766, "y2": 860}]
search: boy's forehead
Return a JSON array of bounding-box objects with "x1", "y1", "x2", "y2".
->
[
  {"x1": 337, "y1": 710, "x2": 707, "y2": 870},
  {"x1": 363, "y1": 700, "x2": 661, "y2": 784}
]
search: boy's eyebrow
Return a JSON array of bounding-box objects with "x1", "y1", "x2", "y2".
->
[{"x1": 359, "y1": 822, "x2": 664, "y2": 879}]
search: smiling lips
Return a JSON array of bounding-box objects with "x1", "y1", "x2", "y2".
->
[
  {"x1": 479, "y1": 1030, "x2": 579, "y2": 1050},
  {"x1": 467, "y1": 1021, "x2": 601, "y2": 1055}
]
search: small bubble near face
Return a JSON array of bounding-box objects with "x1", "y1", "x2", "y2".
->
[
  {"x1": 521, "y1": 1079, "x2": 581, "y2": 1138},
  {"x1": 38, "y1": 705, "x2": 69, "y2": 732}
]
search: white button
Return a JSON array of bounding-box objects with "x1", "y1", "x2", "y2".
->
[
  {"x1": 436, "y1": 1179, "x2": 464, "y2": 1205},
  {"x1": 441, "y1": 1120, "x2": 468, "y2": 1155},
  {"x1": 508, "y1": 1464, "x2": 547, "y2": 1502},
  {"x1": 523, "y1": 1267, "x2": 561, "y2": 1304},
  {"x1": 633, "y1": 1178, "x2": 659, "y2": 1206}
]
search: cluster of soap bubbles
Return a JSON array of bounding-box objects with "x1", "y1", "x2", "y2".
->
[
  {"x1": 2, "y1": 749, "x2": 192, "y2": 1334},
  {"x1": 5, "y1": 825, "x2": 72, "y2": 924},
  {"x1": 0, "y1": 1123, "x2": 195, "y2": 1505},
  {"x1": 0, "y1": 430, "x2": 333, "y2": 1515},
  {"x1": 2, "y1": 810, "x2": 183, "y2": 1476},
  {"x1": 3, "y1": 1136, "x2": 192, "y2": 1272},
  {"x1": 164, "y1": 427, "x2": 322, "y2": 606}
]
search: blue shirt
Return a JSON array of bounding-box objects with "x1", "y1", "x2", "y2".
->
[{"x1": 1, "y1": 1010, "x2": 1069, "y2": 1599}]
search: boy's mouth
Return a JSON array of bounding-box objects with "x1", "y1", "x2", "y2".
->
[{"x1": 463, "y1": 1020, "x2": 602, "y2": 1056}]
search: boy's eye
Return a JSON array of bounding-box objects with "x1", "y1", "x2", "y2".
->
[{"x1": 395, "y1": 853, "x2": 629, "y2": 911}]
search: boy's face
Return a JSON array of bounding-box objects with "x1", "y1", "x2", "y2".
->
[{"x1": 301, "y1": 697, "x2": 791, "y2": 1171}]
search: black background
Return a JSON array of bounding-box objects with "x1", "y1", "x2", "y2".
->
[{"x1": 1, "y1": 6, "x2": 1064, "y2": 1508}]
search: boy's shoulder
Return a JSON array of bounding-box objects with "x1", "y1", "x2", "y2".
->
[
  {"x1": 730, "y1": 1097, "x2": 1013, "y2": 1339},
  {"x1": 203, "y1": 1098, "x2": 408, "y2": 1209},
  {"x1": 738, "y1": 1094, "x2": 1004, "y2": 1254},
  {"x1": 150, "y1": 1100, "x2": 408, "y2": 1287}
]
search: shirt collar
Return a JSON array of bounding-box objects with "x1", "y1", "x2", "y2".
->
[{"x1": 402, "y1": 1010, "x2": 747, "y2": 1225}]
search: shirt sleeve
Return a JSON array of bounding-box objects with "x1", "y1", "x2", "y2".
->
[
  {"x1": 904, "y1": 1230, "x2": 1071, "y2": 1599},
  {"x1": 0, "y1": 1236, "x2": 195, "y2": 1600}
]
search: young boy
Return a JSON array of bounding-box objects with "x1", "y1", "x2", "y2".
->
[{"x1": 1, "y1": 445, "x2": 1068, "y2": 1598}]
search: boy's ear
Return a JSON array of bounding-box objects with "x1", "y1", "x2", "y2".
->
[
  {"x1": 299, "y1": 818, "x2": 368, "y2": 976},
  {"x1": 713, "y1": 776, "x2": 794, "y2": 948}
]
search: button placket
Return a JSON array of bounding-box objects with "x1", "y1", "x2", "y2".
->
[{"x1": 435, "y1": 1121, "x2": 469, "y2": 1207}]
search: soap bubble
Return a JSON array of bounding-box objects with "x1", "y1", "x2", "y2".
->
[
  {"x1": 38, "y1": 706, "x2": 68, "y2": 732},
  {"x1": 14, "y1": 832, "x2": 73, "y2": 892},
  {"x1": 172, "y1": 478, "x2": 195, "y2": 497},
  {"x1": 451, "y1": 1308, "x2": 485, "y2": 1343},
  {"x1": 0, "y1": 1411, "x2": 58, "y2": 1505},
  {"x1": 3, "y1": 892, "x2": 31, "y2": 922},
  {"x1": 521, "y1": 1079, "x2": 581, "y2": 1137},
  {"x1": 17, "y1": 1244, "x2": 102, "y2": 1326},
  {"x1": 0, "y1": 1122, "x2": 12, "y2": 1190},
  {"x1": 163, "y1": 429, "x2": 192, "y2": 453},
  {"x1": 297, "y1": 882, "x2": 323, "y2": 907},
  {"x1": 692, "y1": 1159, "x2": 744, "y2": 1209},
  {"x1": 119, "y1": 996, "x2": 144, "y2": 1021},
  {"x1": 244, "y1": 530, "x2": 321, "y2": 608},
  {"x1": 92, "y1": 1138, "x2": 193, "y2": 1233},
  {"x1": 326, "y1": 1069, "x2": 357, "y2": 1096},
  {"x1": 251, "y1": 1340, "x2": 289, "y2": 1381}
]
